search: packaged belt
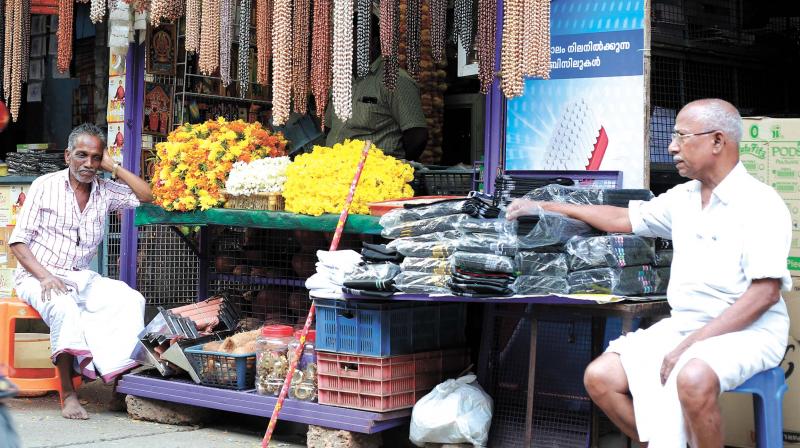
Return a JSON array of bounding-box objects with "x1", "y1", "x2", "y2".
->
[
  {"x1": 381, "y1": 214, "x2": 468, "y2": 239},
  {"x1": 386, "y1": 230, "x2": 462, "y2": 248},
  {"x1": 391, "y1": 240, "x2": 457, "y2": 258},
  {"x1": 393, "y1": 271, "x2": 451, "y2": 294},
  {"x1": 515, "y1": 252, "x2": 569, "y2": 277},
  {"x1": 567, "y1": 265, "x2": 660, "y2": 296},
  {"x1": 517, "y1": 211, "x2": 596, "y2": 249},
  {"x1": 512, "y1": 275, "x2": 569, "y2": 295},
  {"x1": 450, "y1": 251, "x2": 516, "y2": 274},
  {"x1": 400, "y1": 257, "x2": 454, "y2": 275},
  {"x1": 344, "y1": 262, "x2": 402, "y2": 282},
  {"x1": 456, "y1": 217, "x2": 518, "y2": 237},
  {"x1": 566, "y1": 235, "x2": 656, "y2": 271},
  {"x1": 654, "y1": 249, "x2": 673, "y2": 267},
  {"x1": 524, "y1": 184, "x2": 654, "y2": 207},
  {"x1": 379, "y1": 199, "x2": 469, "y2": 227},
  {"x1": 655, "y1": 267, "x2": 670, "y2": 293},
  {"x1": 454, "y1": 232, "x2": 518, "y2": 257}
]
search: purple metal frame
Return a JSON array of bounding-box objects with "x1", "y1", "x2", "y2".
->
[
  {"x1": 481, "y1": 0, "x2": 505, "y2": 195},
  {"x1": 343, "y1": 293, "x2": 665, "y2": 305},
  {"x1": 120, "y1": 42, "x2": 145, "y2": 288},
  {"x1": 117, "y1": 373, "x2": 411, "y2": 433}
]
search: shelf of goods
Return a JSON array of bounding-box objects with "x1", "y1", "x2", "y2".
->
[{"x1": 123, "y1": 204, "x2": 402, "y2": 433}]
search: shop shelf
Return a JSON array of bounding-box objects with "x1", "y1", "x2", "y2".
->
[{"x1": 314, "y1": 299, "x2": 467, "y2": 356}]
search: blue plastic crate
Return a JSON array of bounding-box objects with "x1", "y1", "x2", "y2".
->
[
  {"x1": 184, "y1": 344, "x2": 256, "y2": 390},
  {"x1": 314, "y1": 299, "x2": 467, "y2": 356}
]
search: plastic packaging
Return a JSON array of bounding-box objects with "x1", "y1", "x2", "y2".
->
[
  {"x1": 344, "y1": 263, "x2": 402, "y2": 282},
  {"x1": 386, "y1": 231, "x2": 462, "y2": 248},
  {"x1": 514, "y1": 252, "x2": 568, "y2": 277},
  {"x1": 654, "y1": 250, "x2": 673, "y2": 267},
  {"x1": 381, "y1": 214, "x2": 468, "y2": 239},
  {"x1": 255, "y1": 325, "x2": 294, "y2": 396},
  {"x1": 523, "y1": 184, "x2": 654, "y2": 207},
  {"x1": 409, "y1": 374, "x2": 493, "y2": 447},
  {"x1": 454, "y1": 233, "x2": 518, "y2": 257},
  {"x1": 566, "y1": 235, "x2": 656, "y2": 271},
  {"x1": 656, "y1": 267, "x2": 670, "y2": 293},
  {"x1": 517, "y1": 211, "x2": 595, "y2": 249},
  {"x1": 393, "y1": 271, "x2": 451, "y2": 294},
  {"x1": 379, "y1": 199, "x2": 468, "y2": 226},
  {"x1": 512, "y1": 275, "x2": 569, "y2": 295},
  {"x1": 401, "y1": 257, "x2": 454, "y2": 275},
  {"x1": 287, "y1": 330, "x2": 317, "y2": 402},
  {"x1": 450, "y1": 252, "x2": 516, "y2": 274},
  {"x1": 457, "y1": 217, "x2": 518, "y2": 237},
  {"x1": 567, "y1": 266, "x2": 660, "y2": 296},
  {"x1": 391, "y1": 239, "x2": 457, "y2": 258}
]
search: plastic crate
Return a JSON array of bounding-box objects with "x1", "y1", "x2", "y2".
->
[
  {"x1": 314, "y1": 299, "x2": 467, "y2": 356},
  {"x1": 419, "y1": 170, "x2": 474, "y2": 195},
  {"x1": 317, "y1": 349, "x2": 469, "y2": 412},
  {"x1": 184, "y1": 344, "x2": 257, "y2": 390}
]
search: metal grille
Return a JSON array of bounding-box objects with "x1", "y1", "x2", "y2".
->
[
  {"x1": 136, "y1": 225, "x2": 199, "y2": 306},
  {"x1": 485, "y1": 304, "x2": 592, "y2": 448},
  {"x1": 104, "y1": 210, "x2": 123, "y2": 279}
]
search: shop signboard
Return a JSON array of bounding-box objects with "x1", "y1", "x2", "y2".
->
[{"x1": 504, "y1": 0, "x2": 647, "y2": 188}]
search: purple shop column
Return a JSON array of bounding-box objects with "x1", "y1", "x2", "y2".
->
[
  {"x1": 120, "y1": 42, "x2": 145, "y2": 288},
  {"x1": 482, "y1": 0, "x2": 505, "y2": 195}
]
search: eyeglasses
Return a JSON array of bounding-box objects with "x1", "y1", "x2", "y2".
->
[{"x1": 670, "y1": 129, "x2": 719, "y2": 145}]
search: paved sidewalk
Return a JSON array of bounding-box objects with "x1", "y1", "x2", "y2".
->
[{"x1": 4, "y1": 381, "x2": 306, "y2": 448}]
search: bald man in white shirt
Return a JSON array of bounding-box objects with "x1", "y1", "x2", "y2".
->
[{"x1": 507, "y1": 99, "x2": 792, "y2": 447}]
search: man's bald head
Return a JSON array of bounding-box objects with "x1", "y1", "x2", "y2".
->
[{"x1": 679, "y1": 99, "x2": 743, "y2": 144}]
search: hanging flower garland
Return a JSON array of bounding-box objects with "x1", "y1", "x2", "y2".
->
[
  {"x1": 331, "y1": 0, "x2": 353, "y2": 120},
  {"x1": 406, "y1": 0, "x2": 420, "y2": 78},
  {"x1": 379, "y1": 0, "x2": 399, "y2": 91},
  {"x1": 199, "y1": 0, "x2": 221, "y2": 75},
  {"x1": 220, "y1": 0, "x2": 234, "y2": 86},
  {"x1": 453, "y1": 0, "x2": 473, "y2": 53},
  {"x1": 57, "y1": 0, "x2": 73, "y2": 73},
  {"x1": 185, "y1": 0, "x2": 201, "y2": 53},
  {"x1": 255, "y1": 0, "x2": 272, "y2": 85},
  {"x1": 355, "y1": 0, "x2": 370, "y2": 78},
  {"x1": 238, "y1": 0, "x2": 253, "y2": 98},
  {"x1": 0, "y1": 0, "x2": 4, "y2": 101},
  {"x1": 150, "y1": 0, "x2": 182, "y2": 25},
  {"x1": 90, "y1": 0, "x2": 106, "y2": 23},
  {"x1": 310, "y1": 0, "x2": 332, "y2": 128},
  {"x1": 429, "y1": 0, "x2": 445, "y2": 62},
  {"x1": 500, "y1": 0, "x2": 523, "y2": 97},
  {"x1": 270, "y1": 0, "x2": 291, "y2": 124},
  {"x1": 292, "y1": 0, "x2": 310, "y2": 114},
  {"x1": 476, "y1": 0, "x2": 495, "y2": 93},
  {"x1": 8, "y1": 0, "x2": 28, "y2": 121}
]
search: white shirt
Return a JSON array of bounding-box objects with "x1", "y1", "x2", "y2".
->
[
  {"x1": 9, "y1": 169, "x2": 140, "y2": 283},
  {"x1": 628, "y1": 162, "x2": 792, "y2": 335}
]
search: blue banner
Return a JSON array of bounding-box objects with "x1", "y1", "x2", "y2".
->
[{"x1": 549, "y1": 30, "x2": 643, "y2": 79}]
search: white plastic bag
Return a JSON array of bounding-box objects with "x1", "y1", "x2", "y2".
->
[{"x1": 409, "y1": 374, "x2": 493, "y2": 447}]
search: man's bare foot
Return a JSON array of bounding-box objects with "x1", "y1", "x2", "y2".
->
[{"x1": 62, "y1": 393, "x2": 89, "y2": 419}]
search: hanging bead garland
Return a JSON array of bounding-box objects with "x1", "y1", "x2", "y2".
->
[
  {"x1": 536, "y1": 0, "x2": 550, "y2": 78},
  {"x1": 331, "y1": 0, "x2": 353, "y2": 120},
  {"x1": 476, "y1": 0, "x2": 495, "y2": 93},
  {"x1": 3, "y1": 0, "x2": 13, "y2": 100},
  {"x1": 271, "y1": 0, "x2": 291, "y2": 123},
  {"x1": 500, "y1": 0, "x2": 523, "y2": 97},
  {"x1": 56, "y1": 0, "x2": 73, "y2": 73},
  {"x1": 522, "y1": 0, "x2": 536, "y2": 77},
  {"x1": 406, "y1": 0, "x2": 420, "y2": 78},
  {"x1": 453, "y1": 0, "x2": 472, "y2": 53},
  {"x1": 429, "y1": 0, "x2": 445, "y2": 62},
  {"x1": 256, "y1": 0, "x2": 272, "y2": 85},
  {"x1": 355, "y1": 0, "x2": 369, "y2": 78},
  {"x1": 185, "y1": 0, "x2": 201, "y2": 53},
  {"x1": 199, "y1": 0, "x2": 221, "y2": 75},
  {"x1": 0, "y1": 0, "x2": 4, "y2": 100},
  {"x1": 292, "y1": 0, "x2": 310, "y2": 113},
  {"x1": 310, "y1": 0, "x2": 331, "y2": 127},
  {"x1": 220, "y1": 0, "x2": 234, "y2": 86},
  {"x1": 9, "y1": 0, "x2": 28, "y2": 121},
  {"x1": 379, "y1": 0, "x2": 399, "y2": 91},
  {"x1": 150, "y1": 0, "x2": 182, "y2": 25},
  {"x1": 90, "y1": 0, "x2": 105, "y2": 23},
  {"x1": 238, "y1": 0, "x2": 253, "y2": 98}
]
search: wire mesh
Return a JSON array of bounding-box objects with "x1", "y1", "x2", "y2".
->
[
  {"x1": 486, "y1": 304, "x2": 592, "y2": 448},
  {"x1": 136, "y1": 225, "x2": 199, "y2": 306},
  {"x1": 105, "y1": 210, "x2": 123, "y2": 280}
]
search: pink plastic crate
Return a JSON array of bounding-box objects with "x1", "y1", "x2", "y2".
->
[{"x1": 317, "y1": 348, "x2": 469, "y2": 411}]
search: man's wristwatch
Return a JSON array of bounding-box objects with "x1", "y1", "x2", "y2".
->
[{"x1": 111, "y1": 162, "x2": 121, "y2": 179}]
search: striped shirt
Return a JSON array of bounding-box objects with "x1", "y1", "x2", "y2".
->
[{"x1": 9, "y1": 169, "x2": 140, "y2": 282}]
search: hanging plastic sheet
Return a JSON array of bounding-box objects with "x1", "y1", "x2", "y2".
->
[{"x1": 566, "y1": 235, "x2": 656, "y2": 271}]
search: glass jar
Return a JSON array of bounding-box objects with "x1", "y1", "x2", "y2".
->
[
  {"x1": 288, "y1": 330, "x2": 317, "y2": 402},
  {"x1": 255, "y1": 324, "x2": 294, "y2": 396}
]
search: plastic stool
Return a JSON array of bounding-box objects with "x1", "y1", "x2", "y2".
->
[
  {"x1": 0, "y1": 298, "x2": 81, "y2": 404},
  {"x1": 728, "y1": 366, "x2": 787, "y2": 448}
]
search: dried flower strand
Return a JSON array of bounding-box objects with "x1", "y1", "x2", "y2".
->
[
  {"x1": 199, "y1": 0, "x2": 221, "y2": 75},
  {"x1": 292, "y1": 0, "x2": 310, "y2": 113},
  {"x1": 185, "y1": 0, "x2": 202, "y2": 53}
]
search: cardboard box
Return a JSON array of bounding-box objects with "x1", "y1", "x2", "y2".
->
[
  {"x1": 0, "y1": 267, "x2": 14, "y2": 296},
  {"x1": 14, "y1": 333, "x2": 52, "y2": 369},
  {"x1": 740, "y1": 118, "x2": 800, "y2": 276},
  {"x1": 722, "y1": 278, "x2": 800, "y2": 447}
]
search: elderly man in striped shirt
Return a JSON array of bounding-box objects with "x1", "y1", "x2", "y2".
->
[{"x1": 9, "y1": 123, "x2": 153, "y2": 419}]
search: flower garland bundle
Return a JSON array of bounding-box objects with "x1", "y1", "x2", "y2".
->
[
  {"x1": 453, "y1": 0, "x2": 472, "y2": 53},
  {"x1": 220, "y1": 0, "x2": 235, "y2": 86},
  {"x1": 331, "y1": 0, "x2": 353, "y2": 120},
  {"x1": 152, "y1": 118, "x2": 288, "y2": 211},
  {"x1": 500, "y1": 0, "x2": 523, "y2": 97},
  {"x1": 310, "y1": 0, "x2": 332, "y2": 127},
  {"x1": 238, "y1": 0, "x2": 253, "y2": 98},
  {"x1": 185, "y1": 0, "x2": 201, "y2": 53},
  {"x1": 225, "y1": 156, "x2": 291, "y2": 195},
  {"x1": 292, "y1": 0, "x2": 310, "y2": 114},
  {"x1": 199, "y1": 0, "x2": 221, "y2": 75},
  {"x1": 379, "y1": 0, "x2": 399, "y2": 91},
  {"x1": 429, "y1": 0, "x2": 445, "y2": 62},
  {"x1": 256, "y1": 0, "x2": 272, "y2": 85},
  {"x1": 283, "y1": 140, "x2": 414, "y2": 216},
  {"x1": 271, "y1": 0, "x2": 291, "y2": 124},
  {"x1": 406, "y1": 0, "x2": 420, "y2": 78},
  {"x1": 355, "y1": 0, "x2": 370, "y2": 78},
  {"x1": 150, "y1": 0, "x2": 183, "y2": 25},
  {"x1": 90, "y1": 0, "x2": 105, "y2": 23},
  {"x1": 57, "y1": 0, "x2": 73, "y2": 72},
  {"x1": 476, "y1": 0, "x2": 495, "y2": 93}
]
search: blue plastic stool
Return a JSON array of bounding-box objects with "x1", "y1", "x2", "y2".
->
[{"x1": 728, "y1": 366, "x2": 787, "y2": 448}]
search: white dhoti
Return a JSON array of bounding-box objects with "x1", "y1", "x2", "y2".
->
[
  {"x1": 16, "y1": 270, "x2": 145, "y2": 382},
  {"x1": 607, "y1": 317, "x2": 787, "y2": 447}
]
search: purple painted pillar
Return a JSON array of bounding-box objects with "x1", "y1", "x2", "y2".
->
[
  {"x1": 482, "y1": 0, "x2": 505, "y2": 195},
  {"x1": 120, "y1": 42, "x2": 145, "y2": 288}
]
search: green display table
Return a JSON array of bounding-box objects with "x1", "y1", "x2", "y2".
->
[{"x1": 134, "y1": 203, "x2": 383, "y2": 234}]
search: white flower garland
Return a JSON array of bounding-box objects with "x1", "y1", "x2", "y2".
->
[{"x1": 225, "y1": 157, "x2": 291, "y2": 195}]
